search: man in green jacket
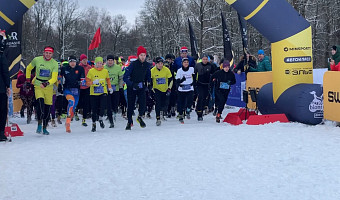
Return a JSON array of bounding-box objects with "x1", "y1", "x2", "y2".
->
[
  {"x1": 249, "y1": 49, "x2": 272, "y2": 72},
  {"x1": 105, "y1": 55, "x2": 124, "y2": 128}
]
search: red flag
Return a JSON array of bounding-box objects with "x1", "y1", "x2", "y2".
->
[{"x1": 88, "y1": 28, "x2": 101, "y2": 50}]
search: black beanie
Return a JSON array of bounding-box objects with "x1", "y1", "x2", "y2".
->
[
  {"x1": 332, "y1": 46, "x2": 337, "y2": 51},
  {"x1": 165, "y1": 54, "x2": 175, "y2": 60},
  {"x1": 155, "y1": 57, "x2": 164, "y2": 63},
  {"x1": 107, "y1": 55, "x2": 115, "y2": 60},
  {"x1": 68, "y1": 55, "x2": 77, "y2": 62}
]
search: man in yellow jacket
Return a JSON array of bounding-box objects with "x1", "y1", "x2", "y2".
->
[{"x1": 26, "y1": 46, "x2": 58, "y2": 135}]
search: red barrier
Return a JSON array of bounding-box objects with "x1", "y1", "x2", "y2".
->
[
  {"x1": 246, "y1": 114, "x2": 289, "y2": 125},
  {"x1": 5, "y1": 123, "x2": 24, "y2": 137},
  {"x1": 224, "y1": 108, "x2": 257, "y2": 125}
]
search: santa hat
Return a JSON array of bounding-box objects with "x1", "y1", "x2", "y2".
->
[
  {"x1": 180, "y1": 46, "x2": 188, "y2": 53},
  {"x1": 137, "y1": 46, "x2": 147, "y2": 57}
]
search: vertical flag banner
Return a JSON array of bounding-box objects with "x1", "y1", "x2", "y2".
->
[
  {"x1": 0, "y1": 0, "x2": 38, "y2": 31},
  {"x1": 221, "y1": 12, "x2": 234, "y2": 66},
  {"x1": 5, "y1": 18, "x2": 25, "y2": 78},
  {"x1": 88, "y1": 27, "x2": 101, "y2": 50},
  {"x1": 225, "y1": 0, "x2": 313, "y2": 102},
  {"x1": 188, "y1": 19, "x2": 199, "y2": 59},
  {"x1": 237, "y1": 12, "x2": 248, "y2": 55}
]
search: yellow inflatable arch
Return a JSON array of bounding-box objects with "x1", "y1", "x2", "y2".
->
[{"x1": 225, "y1": 0, "x2": 313, "y2": 102}]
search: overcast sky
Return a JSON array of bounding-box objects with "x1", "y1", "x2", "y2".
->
[{"x1": 79, "y1": 0, "x2": 145, "y2": 25}]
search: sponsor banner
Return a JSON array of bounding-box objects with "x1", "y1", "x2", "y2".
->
[
  {"x1": 272, "y1": 26, "x2": 313, "y2": 102},
  {"x1": 4, "y1": 18, "x2": 25, "y2": 78},
  {"x1": 227, "y1": 72, "x2": 246, "y2": 107},
  {"x1": 323, "y1": 71, "x2": 340, "y2": 122},
  {"x1": 11, "y1": 80, "x2": 23, "y2": 113},
  {"x1": 246, "y1": 71, "x2": 272, "y2": 109}
]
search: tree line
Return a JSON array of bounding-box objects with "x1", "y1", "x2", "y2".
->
[{"x1": 22, "y1": 0, "x2": 340, "y2": 68}]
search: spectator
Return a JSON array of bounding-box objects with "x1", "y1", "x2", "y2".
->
[{"x1": 249, "y1": 49, "x2": 272, "y2": 72}]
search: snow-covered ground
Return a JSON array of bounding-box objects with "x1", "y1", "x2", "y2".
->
[{"x1": 1, "y1": 107, "x2": 340, "y2": 200}]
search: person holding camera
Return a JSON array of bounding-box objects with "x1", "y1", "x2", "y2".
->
[
  {"x1": 0, "y1": 29, "x2": 10, "y2": 142},
  {"x1": 330, "y1": 45, "x2": 340, "y2": 71},
  {"x1": 151, "y1": 57, "x2": 173, "y2": 126}
]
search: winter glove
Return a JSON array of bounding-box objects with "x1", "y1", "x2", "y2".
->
[
  {"x1": 41, "y1": 81, "x2": 50, "y2": 88},
  {"x1": 108, "y1": 88, "x2": 114, "y2": 94},
  {"x1": 80, "y1": 78, "x2": 86, "y2": 86},
  {"x1": 166, "y1": 89, "x2": 171, "y2": 96},
  {"x1": 180, "y1": 76, "x2": 186, "y2": 83},
  {"x1": 24, "y1": 81, "x2": 31, "y2": 89},
  {"x1": 132, "y1": 82, "x2": 140, "y2": 90},
  {"x1": 92, "y1": 79, "x2": 100, "y2": 85}
]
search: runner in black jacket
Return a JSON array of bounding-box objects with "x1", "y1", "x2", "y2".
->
[
  {"x1": 123, "y1": 46, "x2": 151, "y2": 130},
  {"x1": 0, "y1": 30, "x2": 10, "y2": 141},
  {"x1": 195, "y1": 54, "x2": 216, "y2": 120},
  {"x1": 211, "y1": 60, "x2": 236, "y2": 123}
]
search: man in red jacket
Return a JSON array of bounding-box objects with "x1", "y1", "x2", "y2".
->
[{"x1": 77, "y1": 54, "x2": 93, "y2": 126}]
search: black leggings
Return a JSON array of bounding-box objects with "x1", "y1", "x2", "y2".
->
[
  {"x1": 127, "y1": 87, "x2": 146, "y2": 124},
  {"x1": 107, "y1": 91, "x2": 120, "y2": 123},
  {"x1": 196, "y1": 85, "x2": 209, "y2": 115},
  {"x1": 36, "y1": 98, "x2": 51, "y2": 127},
  {"x1": 0, "y1": 95, "x2": 8, "y2": 135},
  {"x1": 177, "y1": 91, "x2": 194, "y2": 116},
  {"x1": 154, "y1": 89, "x2": 167, "y2": 118},
  {"x1": 78, "y1": 88, "x2": 91, "y2": 119},
  {"x1": 215, "y1": 89, "x2": 230, "y2": 115},
  {"x1": 90, "y1": 94, "x2": 107, "y2": 123}
]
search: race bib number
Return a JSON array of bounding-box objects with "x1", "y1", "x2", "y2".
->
[
  {"x1": 220, "y1": 82, "x2": 230, "y2": 89},
  {"x1": 94, "y1": 85, "x2": 104, "y2": 93},
  {"x1": 39, "y1": 69, "x2": 51, "y2": 77},
  {"x1": 70, "y1": 88, "x2": 79, "y2": 95},
  {"x1": 80, "y1": 78, "x2": 86, "y2": 87},
  {"x1": 156, "y1": 78, "x2": 166, "y2": 85},
  {"x1": 181, "y1": 84, "x2": 191, "y2": 90}
]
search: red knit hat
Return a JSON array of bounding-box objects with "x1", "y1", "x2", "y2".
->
[
  {"x1": 80, "y1": 54, "x2": 87, "y2": 61},
  {"x1": 180, "y1": 46, "x2": 188, "y2": 53},
  {"x1": 137, "y1": 46, "x2": 147, "y2": 56}
]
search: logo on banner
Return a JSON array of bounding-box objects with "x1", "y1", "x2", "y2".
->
[
  {"x1": 6, "y1": 31, "x2": 20, "y2": 48},
  {"x1": 309, "y1": 91, "x2": 323, "y2": 118},
  {"x1": 284, "y1": 56, "x2": 312, "y2": 63},
  {"x1": 328, "y1": 91, "x2": 340, "y2": 103},
  {"x1": 284, "y1": 46, "x2": 312, "y2": 52},
  {"x1": 285, "y1": 68, "x2": 313, "y2": 75}
]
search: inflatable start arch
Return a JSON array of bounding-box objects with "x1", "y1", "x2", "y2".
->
[{"x1": 225, "y1": 0, "x2": 313, "y2": 102}]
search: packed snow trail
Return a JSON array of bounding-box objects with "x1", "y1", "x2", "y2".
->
[{"x1": 1, "y1": 110, "x2": 340, "y2": 200}]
